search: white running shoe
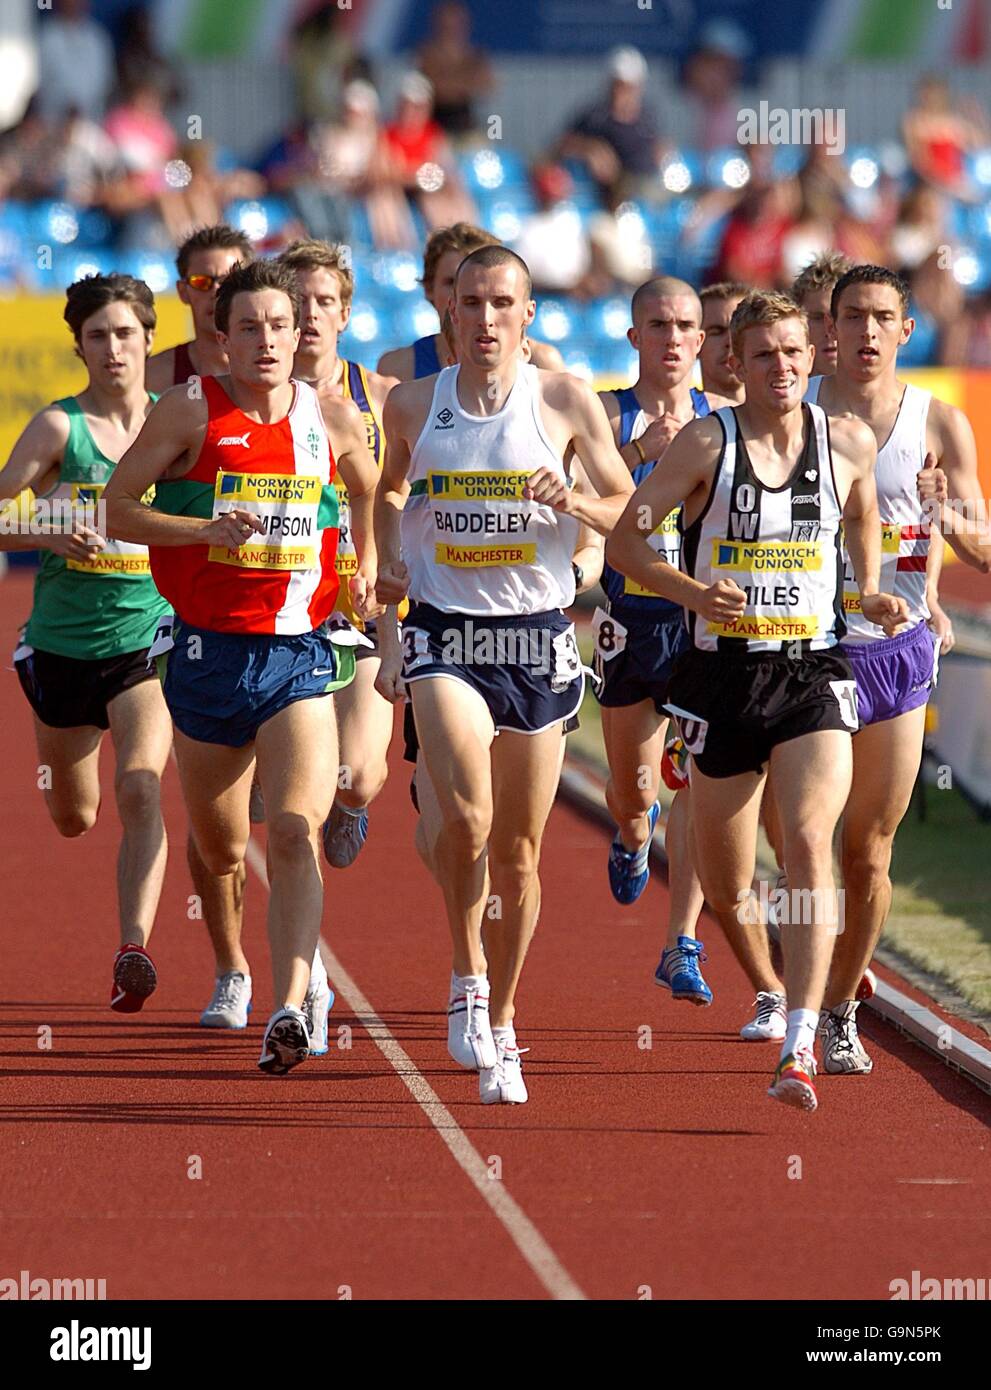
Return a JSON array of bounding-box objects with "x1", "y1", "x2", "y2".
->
[
  {"x1": 740, "y1": 991, "x2": 788, "y2": 1041},
  {"x1": 200, "y1": 971, "x2": 252, "y2": 1029},
  {"x1": 819, "y1": 999, "x2": 874, "y2": 1075},
  {"x1": 303, "y1": 949, "x2": 334, "y2": 1056},
  {"x1": 258, "y1": 1006, "x2": 310, "y2": 1075},
  {"x1": 447, "y1": 973, "x2": 497, "y2": 1070},
  {"x1": 480, "y1": 1030, "x2": 528, "y2": 1105}
]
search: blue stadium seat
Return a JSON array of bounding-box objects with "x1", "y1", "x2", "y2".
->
[{"x1": 900, "y1": 305, "x2": 938, "y2": 366}]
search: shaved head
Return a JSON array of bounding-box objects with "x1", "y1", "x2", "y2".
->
[{"x1": 631, "y1": 276, "x2": 702, "y2": 327}]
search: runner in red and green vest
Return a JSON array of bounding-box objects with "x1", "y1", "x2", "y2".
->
[
  {"x1": 105, "y1": 258, "x2": 382, "y2": 1076},
  {"x1": 0, "y1": 273, "x2": 173, "y2": 1013}
]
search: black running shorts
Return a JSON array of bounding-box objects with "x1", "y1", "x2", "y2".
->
[
  {"x1": 665, "y1": 646, "x2": 859, "y2": 779},
  {"x1": 16, "y1": 644, "x2": 157, "y2": 730}
]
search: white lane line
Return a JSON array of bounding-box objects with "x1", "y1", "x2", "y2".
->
[{"x1": 243, "y1": 836, "x2": 587, "y2": 1302}]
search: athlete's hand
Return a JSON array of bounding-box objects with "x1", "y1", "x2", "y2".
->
[
  {"x1": 697, "y1": 577, "x2": 747, "y2": 623},
  {"x1": 42, "y1": 524, "x2": 105, "y2": 562},
  {"x1": 200, "y1": 508, "x2": 264, "y2": 548},
  {"x1": 633, "y1": 413, "x2": 689, "y2": 462},
  {"x1": 917, "y1": 452, "x2": 947, "y2": 523},
  {"x1": 376, "y1": 558, "x2": 410, "y2": 604},
  {"x1": 927, "y1": 598, "x2": 956, "y2": 654},
  {"x1": 351, "y1": 568, "x2": 384, "y2": 622},
  {"x1": 524, "y1": 467, "x2": 572, "y2": 511},
  {"x1": 861, "y1": 591, "x2": 911, "y2": 638},
  {"x1": 374, "y1": 650, "x2": 406, "y2": 704}
]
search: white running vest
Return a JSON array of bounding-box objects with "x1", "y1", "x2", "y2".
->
[
  {"x1": 402, "y1": 363, "x2": 580, "y2": 615},
  {"x1": 681, "y1": 404, "x2": 844, "y2": 653},
  {"x1": 806, "y1": 376, "x2": 931, "y2": 643}
]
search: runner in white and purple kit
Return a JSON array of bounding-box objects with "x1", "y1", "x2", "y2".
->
[{"x1": 805, "y1": 264, "x2": 959, "y2": 1075}]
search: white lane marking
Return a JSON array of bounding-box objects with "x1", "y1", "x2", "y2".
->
[{"x1": 243, "y1": 836, "x2": 587, "y2": 1302}]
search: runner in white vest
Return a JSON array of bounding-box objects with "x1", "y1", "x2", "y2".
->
[
  {"x1": 607, "y1": 289, "x2": 908, "y2": 1114},
  {"x1": 374, "y1": 245, "x2": 632, "y2": 1106},
  {"x1": 803, "y1": 264, "x2": 963, "y2": 1075}
]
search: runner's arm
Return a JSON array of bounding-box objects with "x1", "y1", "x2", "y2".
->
[
  {"x1": 527, "y1": 378, "x2": 633, "y2": 534},
  {"x1": 324, "y1": 396, "x2": 381, "y2": 617},
  {"x1": 570, "y1": 460, "x2": 605, "y2": 592},
  {"x1": 0, "y1": 407, "x2": 79, "y2": 551},
  {"x1": 836, "y1": 417, "x2": 909, "y2": 635},
  {"x1": 606, "y1": 417, "x2": 725, "y2": 612},
  {"x1": 925, "y1": 402, "x2": 991, "y2": 573},
  {"x1": 104, "y1": 389, "x2": 261, "y2": 547},
  {"x1": 374, "y1": 388, "x2": 415, "y2": 602}
]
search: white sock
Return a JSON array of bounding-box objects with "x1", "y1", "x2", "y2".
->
[
  {"x1": 492, "y1": 1023, "x2": 517, "y2": 1052},
  {"x1": 782, "y1": 1009, "x2": 818, "y2": 1062},
  {"x1": 340, "y1": 803, "x2": 366, "y2": 818}
]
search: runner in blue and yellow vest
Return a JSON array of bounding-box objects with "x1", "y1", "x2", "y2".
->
[{"x1": 0, "y1": 273, "x2": 173, "y2": 1016}]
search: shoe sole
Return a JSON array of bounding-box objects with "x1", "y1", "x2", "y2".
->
[
  {"x1": 768, "y1": 1076, "x2": 818, "y2": 1111},
  {"x1": 740, "y1": 1027, "x2": 787, "y2": 1042},
  {"x1": 322, "y1": 815, "x2": 367, "y2": 870},
  {"x1": 480, "y1": 1087, "x2": 528, "y2": 1105},
  {"x1": 823, "y1": 1057, "x2": 873, "y2": 1075},
  {"x1": 654, "y1": 977, "x2": 712, "y2": 1007},
  {"x1": 258, "y1": 1020, "x2": 310, "y2": 1075},
  {"x1": 111, "y1": 952, "x2": 157, "y2": 1013}
]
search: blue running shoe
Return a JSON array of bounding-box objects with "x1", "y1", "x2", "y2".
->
[
  {"x1": 654, "y1": 935, "x2": 713, "y2": 1006},
  {"x1": 322, "y1": 802, "x2": 369, "y2": 869},
  {"x1": 607, "y1": 802, "x2": 660, "y2": 904}
]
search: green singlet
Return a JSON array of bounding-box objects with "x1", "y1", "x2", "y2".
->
[{"x1": 24, "y1": 396, "x2": 170, "y2": 660}]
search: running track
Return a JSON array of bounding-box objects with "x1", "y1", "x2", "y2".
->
[{"x1": 1, "y1": 571, "x2": 989, "y2": 1302}]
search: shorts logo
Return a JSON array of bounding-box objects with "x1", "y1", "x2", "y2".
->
[
  {"x1": 217, "y1": 432, "x2": 251, "y2": 448},
  {"x1": 434, "y1": 408, "x2": 455, "y2": 430}
]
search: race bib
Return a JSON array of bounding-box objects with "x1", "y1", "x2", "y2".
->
[
  {"x1": 591, "y1": 605, "x2": 628, "y2": 661},
  {"x1": 829, "y1": 679, "x2": 860, "y2": 731},
  {"x1": 401, "y1": 626, "x2": 432, "y2": 675},
  {"x1": 550, "y1": 625, "x2": 582, "y2": 693},
  {"x1": 624, "y1": 508, "x2": 681, "y2": 597},
  {"x1": 65, "y1": 482, "x2": 152, "y2": 575},
  {"x1": 209, "y1": 471, "x2": 322, "y2": 571},
  {"x1": 334, "y1": 479, "x2": 356, "y2": 576},
  {"x1": 665, "y1": 702, "x2": 709, "y2": 756}
]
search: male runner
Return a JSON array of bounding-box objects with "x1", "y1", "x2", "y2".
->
[
  {"x1": 374, "y1": 245, "x2": 632, "y2": 1104},
  {"x1": 699, "y1": 282, "x2": 748, "y2": 405},
  {"x1": 806, "y1": 264, "x2": 970, "y2": 1073},
  {"x1": 146, "y1": 223, "x2": 259, "y2": 1031},
  {"x1": 0, "y1": 274, "x2": 172, "y2": 1011},
  {"x1": 278, "y1": 238, "x2": 400, "y2": 868},
  {"x1": 104, "y1": 259, "x2": 381, "y2": 1074},
  {"x1": 791, "y1": 252, "x2": 853, "y2": 380},
  {"x1": 607, "y1": 289, "x2": 908, "y2": 1111},
  {"x1": 594, "y1": 276, "x2": 717, "y2": 1004},
  {"x1": 376, "y1": 223, "x2": 565, "y2": 380},
  {"x1": 146, "y1": 224, "x2": 253, "y2": 394}
]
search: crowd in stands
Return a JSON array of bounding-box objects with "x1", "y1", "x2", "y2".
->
[{"x1": 3, "y1": 0, "x2": 991, "y2": 371}]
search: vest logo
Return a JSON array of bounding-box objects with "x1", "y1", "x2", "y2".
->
[
  {"x1": 306, "y1": 427, "x2": 321, "y2": 458},
  {"x1": 714, "y1": 539, "x2": 822, "y2": 571},
  {"x1": 218, "y1": 432, "x2": 251, "y2": 448},
  {"x1": 435, "y1": 408, "x2": 455, "y2": 429},
  {"x1": 792, "y1": 493, "x2": 820, "y2": 506},
  {"x1": 429, "y1": 470, "x2": 529, "y2": 500},
  {"x1": 804, "y1": 469, "x2": 817, "y2": 481}
]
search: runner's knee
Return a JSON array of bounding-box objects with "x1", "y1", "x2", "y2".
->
[
  {"x1": 267, "y1": 810, "x2": 318, "y2": 865},
  {"x1": 439, "y1": 803, "x2": 492, "y2": 860},
  {"x1": 842, "y1": 833, "x2": 894, "y2": 891},
  {"x1": 48, "y1": 800, "x2": 98, "y2": 838},
  {"x1": 488, "y1": 838, "x2": 541, "y2": 896},
  {"x1": 114, "y1": 768, "x2": 162, "y2": 825}
]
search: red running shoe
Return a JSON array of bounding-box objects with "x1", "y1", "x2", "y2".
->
[
  {"x1": 111, "y1": 944, "x2": 158, "y2": 1013},
  {"x1": 856, "y1": 967, "x2": 877, "y2": 1002},
  {"x1": 661, "y1": 736, "x2": 690, "y2": 791}
]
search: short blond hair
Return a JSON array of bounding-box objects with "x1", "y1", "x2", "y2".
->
[
  {"x1": 279, "y1": 239, "x2": 354, "y2": 311},
  {"x1": 730, "y1": 290, "x2": 808, "y2": 359},
  {"x1": 791, "y1": 251, "x2": 854, "y2": 305},
  {"x1": 422, "y1": 222, "x2": 499, "y2": 295}
]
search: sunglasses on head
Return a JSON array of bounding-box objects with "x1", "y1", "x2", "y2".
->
[{"x1": 184, "y1": 273, "x2": 227, "y2": 292}]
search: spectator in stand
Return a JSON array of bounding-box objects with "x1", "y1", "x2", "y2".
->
[
  {"x1": 713, "y1": 178, "x2": 793, "y2": 288},
  {"x1": 115, "y1": 6, "x2": 182, "y2": 109},
  {"x1": 0, "y1": 97, "x2": 58, "y2": 201},
  {"x1": 382, "y1": 72, "x2": 477, "y2": 234},
  {"x1": 36, "y1": 0, "x2": 115, "y2": 122},
  {"x1": 681, "y1": 20, "x2": 749, "y2": 152},
  {"x1": 292, "y1": 0, "x2": 370, "y2": 124},
  {"x1": 889, "y1": 183, "x2": 948, "y2": 272},
  {"x1": 942, "y1": 286, "x2": 991, "y2": 367},
  {"x1": 555, "y1": 46, "x2": 663, "y2": 203},
  {"x1": 416, "y1": 1, "x2": 494, "y2": 143},
  {"x1": 159, "y1": 140, "x2": 265, "y2": 246},
  {"x1": 585, "y1": 187, "x2": 654, "y2": 295},
  {"x1": 102, "y1": 78, "x2": 179, "y2": 250},
  {"x1": 512, "y1": 163, "x2": 591, "y2": 294},
  {"x1": 781, "y1": 185, "x2": 842, "y2": 285},
  {"x1": 903, "y1": 75, "x2": 989, "y2": 201}
]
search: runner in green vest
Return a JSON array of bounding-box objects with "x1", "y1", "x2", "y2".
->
[{"x1": 0, "y1": 273, "x2": 173, "y2": 1013}]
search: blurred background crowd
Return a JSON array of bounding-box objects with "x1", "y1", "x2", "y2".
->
[{"x1": 2, "y1": 0, "x2": 991, "y2": 375}]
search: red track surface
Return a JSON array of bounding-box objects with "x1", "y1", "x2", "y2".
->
[{"x1": 1, "y1": 570, "x2": 989, "y2": 1302}]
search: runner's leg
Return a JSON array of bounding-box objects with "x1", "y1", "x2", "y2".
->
[
  {"x1": 106, "y1": 679, "x2": 172, "y2": 949},
  {"x1": 830, "y1": 705, "x2": 927, "y2": 1006},
  {"x1": 688, "y1": 763, "x2": 781, "y2": 993},
  {"x1": 663, "y1": 786, "x2": 707, "y2": 948},
  {"x1": 33, "y1": 718, "x2": 102, "y2": 839},
  {"x1": 334, "y1": 656, "x2": 393, "y2": 811},
  {"x1": 188, "y1": 833, "x2": 250, "y2": 975},
  {"x1": 486, "y1": 722, "x2": 565, "y2": 1028},
  {"x1": 768, "y1": 729, "x2": 853, "y2": 1012},
  {"x1": 410, "y1": 677, "x2": 495, "y2": 978},
  {"x1": 602, "y1": 700, "x2": 663, "y2": 851},
  {"x1": 254, "y1": 694, "x2": 339, "y2": 1010}
]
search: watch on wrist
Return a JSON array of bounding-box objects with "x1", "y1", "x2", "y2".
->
[{"x1": 571, "y1": 560, "x2": 584, "y2": 590}]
